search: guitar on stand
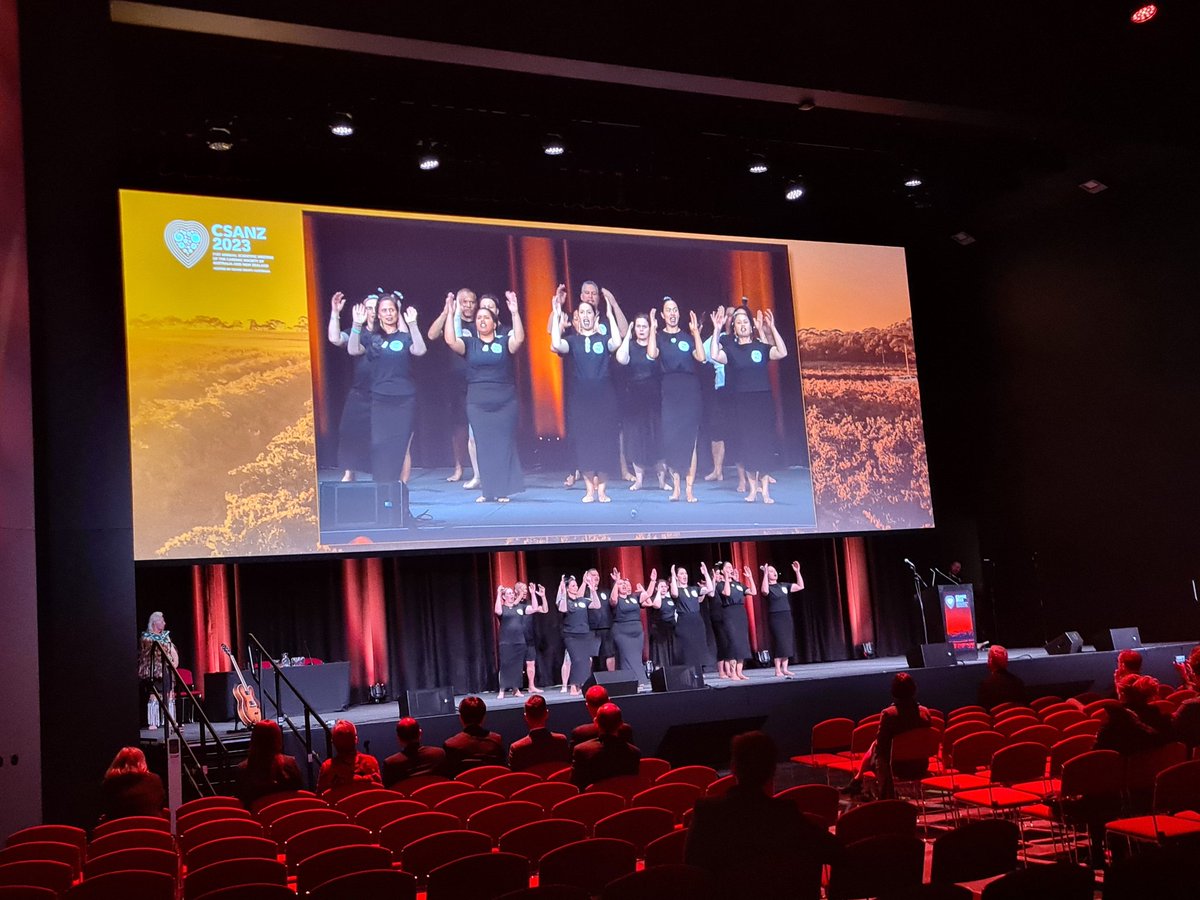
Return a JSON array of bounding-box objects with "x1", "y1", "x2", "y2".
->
[{"x1": 220, "y1": 643, "x2": 262, "y2": 727}]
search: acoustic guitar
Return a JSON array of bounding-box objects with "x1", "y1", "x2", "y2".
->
[{"x1": 220, "y1": 643, "x2": 262, "y2": 726}]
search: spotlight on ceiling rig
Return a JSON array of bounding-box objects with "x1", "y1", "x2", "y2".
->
[
  {"x1": 329, "y1": 112, "x2": 355, "y2": 137},
  {"x1": 542, "y1": 134, "x2": 566, "y2": 156},
  {"x1": 784, "y1": 179, "x2": 806, "y2": 201}
]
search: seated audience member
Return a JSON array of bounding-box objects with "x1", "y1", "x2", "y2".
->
[
  {"x1": 978, "y1": 645, "x2": 1025, "y2": 709},
  {"x1": 1173, "y1": 695, "x2": 1200, "y2": 749},
  {"x1": 316, "y1": 719, "x2": 382, "y2": 793},
  {"x1": 100, "y1": 746, "x2": 166, "y2": 821},
  {"x1": 1174, "y1": 645, "x2": 1200, "y2": 691},
  {"x1": 382, "y1": 717, "x2": 446, "y2": 788},
  {"x1": 686, "y1": 731, "x2": 836, "y2": 895},
  {"x1": 509, "y1": 695, "x2": 571, "y2": 772},
  {"x1": 236, "y1": 719, "x2": 302, "y2": 807},
  {"x1": 442, "y1": 696, "x2": 505, "y2": 775},
  {"x1": 569, "y1": 684, "x2": 634, "y2": 747},
  {"x1": 1095, "y1": 674, "x2": 1174, "y2": 755},
  {"x1": 843, "y1": 672, "x2": 933, "y2": 798},
  {"x1": 571, "y1": 702, "x2": 641, "y2": 789},
  {"x1": 1112, "y1": 649, "x2": 1143, "y2": 694}
]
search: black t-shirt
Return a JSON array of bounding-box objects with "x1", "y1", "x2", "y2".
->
[
  {"x1": 722, "y1": 337, "x2": 772, "y2": 393},
  {"x1": 588, "y1": 591, "x2": 613, "y2": 630},
  {"x1": 565, "y1": 332, "x2": 613, "y2": 381},
  {"x1": 465, "y1": 335, "x2": 515, "y2": 385},
  {"x1": 708, "y1": 585, "x2": 725, "y2": 622},
  {"x1": 562, "y1": 596, "x2": 592, "y2": 635},
  {"x1": 343, "y1": 335, "x2": 374, "y2": 393},
  {"x1": 625, "y1": 343, "x2": 659, "y2": 382},
  {"x1": 766, "y1": 583, "x2": 795, "y2": 613},
  {"x1": 659, "y1": 331, "x2": 701, "y2": 375},
  {"x1": 498, "y1": 603, "x2": 527, "y2": 644},
  {"x1": 723, "y1": 580, "x2": 749, "y2": 608},
  {"x1": 366, "y1": 329, "x2": 416, "y2": 397},
  {"x1": 676, "y1": 585, "x2": 701, "y2": 616},
  {"x1": 612, "y1": 592, "x2": 644, "y2": 624}
]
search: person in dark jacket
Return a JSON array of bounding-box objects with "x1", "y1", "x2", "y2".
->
[
  {"x1": 843, "y1": 672, "x2": 933, "y2": 798},
  {"x1": 509, "y1": 695, "x2": 571, "y2": 772},
  {"x1": 383, "y1": 717, "x2": 446, "y2": 788},
  {"x1": 100, "y1": 746, "x2": 167, "y2": 822},
  {"x1": 569, "y1": 684, "x2": 634, "y2": 747},
  {"x1": 1095, "y1": 675, "x2": 1174, "y2": 755},
  {"x1": 442, "y1": 696, "x2": 505, "y2": 775},
  {"x1": 571, "y1": 703, "x2": 641, "y2": 788},
  {"x1": 978, "y1": 645, "x2": 1026, "y2": 709},
  {"x1": 236, "y1": 719, "x2": 302, "y2": 807}
]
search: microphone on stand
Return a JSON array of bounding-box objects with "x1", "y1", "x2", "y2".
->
[{"x1": 903, "y1": 558, "x2": 916, "y2": 569}]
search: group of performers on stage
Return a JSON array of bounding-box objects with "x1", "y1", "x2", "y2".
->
[
  {"x1": 494, "y1": 559, "x2": 806, "y2": 696},
  {"x1": 326, "y1": 279, "x2": 789, "y2": 506}
]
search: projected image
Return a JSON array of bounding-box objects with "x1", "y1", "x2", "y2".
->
[
  {"x1": 118, "y1": 190, "x2": 932, "y2": 561},
  {"x1": 306, "y1": 213, "x2": 815, "y2": 549}
]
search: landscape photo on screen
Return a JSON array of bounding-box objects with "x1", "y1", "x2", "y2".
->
[{"x1": 120, "y1": 190, "x2": 932, "y2": 560}]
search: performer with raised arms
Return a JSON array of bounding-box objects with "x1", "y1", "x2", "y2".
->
[
  {"x1": 327, "y1": 290, "x2": 377, "y2": 482},
  {"x1": 615, "y1": 311, "x2": 663, "y2": 492},
  {"x1": 759, "y1": 561, "x2": 804, "y2": 678},
  {"x1": 515, "y1": 582, "x2": 548, "y2": 694},
  {"x1": 557, "y1": 573, "x2": 601, "y2": 696},
  {"x1": 656, "y1": 297, "x2": 707, "y2": 502},
  {"x1": 610, "y1": 567, "x2": 650, "y2": 680},
  {"x1": 673, "y1": 564, "x2": 710, "y2": 670},
  {"x1": 715, "y1": 561, "x2": 752, "y2": 681},
  {"x1": 426, "y1": 287, "x2": 478, "y2": 485},
  {"x1": 495, "y1": 585, "x2": 528, "y2": 700}
]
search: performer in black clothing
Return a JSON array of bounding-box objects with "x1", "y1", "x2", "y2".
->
[
  {"x1": 327, "y1": 291, "x2": 377, "y2": 481},
  {"x1": 645, "y1": 573, "x2": 676, "y2": 669},
  {"x1": 709, "y1": 306, "x2": 788, "y2": 504},
  {"x1": 551, "y1": 285, "x2": 622, "y2": 503},
  {"x1": 516, "y1": 582, "x2": 548, "y2": 694},
  {"x1": 673, "y1": 565, "x2": 710, "y2": 669},
  {"x1": 583, "y1": 568, "x2": 615, "y2": 673},
  {"x1": 426, "y1": 287, "x2": 478, "y2": 485},
  {"x1": 615, "y1": 312, "x2": 664, "y2": 492},
  {"x1": 348, "y1": 293, "x2": 427, "y2": 484},
  {"x1": 704, "y1": 563, "x2": 732, "y2": 679},
  {"x1": 496, "y1": 585, "x2": 530, "y2": 699},
  {"x1": 719, "y1": 561, "x2": 752, "y2": 680},
  {"x1": 557, "y1": 574, "x2": 601, "y2": 696},
  {"x1": 444, "y1": 290, "x2": 525, "y2": 502},
  {"x1": 656, "y1": 298, "x2": 708, "y2": 503},
  {"x1": 758, "y1": 561, "x2": 804, "y2": 677},
  {"x1": 610, "y1": 569, "x2": 649, "y2": 681}
]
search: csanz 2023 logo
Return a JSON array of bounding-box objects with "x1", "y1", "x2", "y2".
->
[{"x1": 164, "y1": 220, "x2": 210, "y2": 268}]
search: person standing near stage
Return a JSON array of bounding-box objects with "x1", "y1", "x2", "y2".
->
[
  {"x1": 328, "y1": 291, "x2": 377, "y2": 482},
  {"x1": 758, "y1": 561, "x2": 803, "y2": 678},
  {"x1": 348, "y1": 293, "x2": 426, "y2": 486},
  {"x1": 516, "y1": 582, "x2": 548, "y2": 694},
  {"x1": 426, "y1": 287, "x2": 478, "y2": 486},
  {"x1": 615, "y1": 311, "x2": 663, "y2": 492},
  {"x1": 610, "y1": 569, "x2": 649, "y2": 681},
  {"x1": 672, "y1": 565, "x2": 709, "y2": 669},
  {"x1": 656, "y1": 297, "x2": 708, "y2": 503},
  {"x1": 583, "y1": 567, "x2": 616, "y2": 674},
  {"x1": 708, "y1": 305, "x2": 788, "y2": 504},
  {"x1": 558, "y1": 574, "x2": 601, "y2": 695},
  {"x1": 138, "y1": 611, "x2": 178, "y2": 730},
  {"x1": 444, "y1": 290, "x2": 525, "y2": 502},
  {"x1": 496, "y1": 585, "x2": 530, "y2": 700},
  {"x1": 705, "y1": 562, "x2": 732, "y2": 679},
  {"x1": 551, "y1": 284, "x2": 622, "y2": 503},
  {"x1": 643, "y1": 570, "x2": 676, "y2": 669},
  {"x1": 718, "y1": 562, "x2": 752, "y2": 680}
]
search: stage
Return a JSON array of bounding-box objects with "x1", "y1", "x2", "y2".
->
[{"x1": 157, "y1": 640, "x2": 1195, "y2": 779}]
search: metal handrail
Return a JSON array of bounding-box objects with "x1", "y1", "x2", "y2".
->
[{"x1": 150, "y1": 641, "x2": 233, "y2": 794}]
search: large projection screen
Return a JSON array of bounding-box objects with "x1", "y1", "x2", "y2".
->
[{"x1": 120, "y1": 190, "x2": 932, "y2": 560}]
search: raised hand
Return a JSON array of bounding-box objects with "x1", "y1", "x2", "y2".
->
[
  {"x1": 553, "y1": 284, "x2": 567, "y2": 310},
  {"x1": 331, "y1": 292, "x2": 346, "y2": 314},
  {"x1": 763, "y1": 309, "x2": 776, "y2": 333},
  {"x1": 649, "y1": 309, "x2": 658, "y2": 329},
  {"x1": 444, "y1": 291, "x2": 455, "y2": 312},
  {"x1": 743, "y1": 565, "x2": 754, "y2": 583},
  {"x1": 403, "y1": 306, "x2": 419, "y2": 325},
  {"x1": 351, "y1": 303, "x2": 368, "y2": 326},
  {"x1": 601, "y1": 287, "x2": 615, "y2": 310},
  {"x1": 699, "y1": 561, "x2": 709, "y2": 576},
  {"x1": 792, "y1": 560, "x2": 801, "y2": 574},
  {"x1": 610, "y1": 567, "x2": 621, "y2": 581},
  {"x1": 689, "y1": 310, "x2": 701, "y2": 334},
  {"x1": 649, "y1": 568, "x2": 657, "y2": 583},
  {"x1": 710, "y1": 307, "x2": 726, "y2": 330},
  {"x1": 755, "y1": 309, "x2": 765, "y2": 332},
  {"x1": 505, "y1": 290, "x2": 519, "y2": 314}
]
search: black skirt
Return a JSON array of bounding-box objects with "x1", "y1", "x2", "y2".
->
[
  {"x1": 660, "y1": 372, "x2": 702, "y2": 473},
  {"x1": 722, "y1": 603, "x2": 752, "y2": 660},
  {"x1": 337, "y1": 387, "x2": 373, "y2": 473},
  {"x1": 621, "y1": 380, "x2": 660, "y2": 469},
  {"x1": 564, "y1": 632, "x2": 599, "y2": 687},
  {"x1": 651, "y1": 620, "x2": 676, "y2": 669},
  {"x1": 674, "y1": 610, "x2": 709, "y2": 667},
  {"x1": 612, "y1": 619, "x2": 645, "y2": 677},
  {"x1": 371, "y1": 394, "x2": 415, "y2": 482},
  {"x1": 499, "y1": 642, "x2": 526, "y2": 691},
  {"x1": 573, "y1": 378, "x2": 620, "y2": 476},
  {"x1": 730, "y1": 390, "x2": 779, "y2": 474},
  {"x1": 769, "y1": 610, "x2": 796, "y2": 660},
  {"x1": 467, "y1": 381, "x2": 524, "y2": 499}
]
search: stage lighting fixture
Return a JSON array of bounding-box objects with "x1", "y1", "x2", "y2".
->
[
  {"x1": 797, "y1": 97, "x2": 817, "y2": 111},
  {"x1": 418, "y1": 153, "x2": 440, "y2": 171},
  {"x1": 1130, "y1": 4, "x2": 1158, "y2": 24},
  {"x1": 748, "y1": 154, "x2": 769, "y2": 175},
  {"x1": 329, "y1": 112, "x2": 355, "y2": 137},
  {"x1": 542, "y1": 134, "x2": 566, "y2": 156},
  {"x1": 1079, "y1": 179, "x2": 1108, "y2": 194},
  {"x1": 784, "y1": 180, "x2": 805, "y2": 201},
  {"x1": 950, "y1": 231, "x2": 977, "y2": 246},
  {"x1": 904, "y1": 173, "x2": 923, "y2": 189},
  {"x1": 205, "y1": 126, "x2": 233, "y2": 152}
]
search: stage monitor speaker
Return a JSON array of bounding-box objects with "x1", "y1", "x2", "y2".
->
[
  {"x1": 1044, "y1": 631, "x2": 1083, "y2": 655},
  {"x1": 906, "y1": 642, "x2": 956, "y2": 668},
  {"x1": 1092, "y1": 627, "x2": 1143, "y2": 652},
  {"x1": 650, "y1": 665, "x2": 705, "y2": 693},
  {"x1": 583, "y1": 670, "x2": 639, "y2": 698},
  {"x1": 398, "y1": 686, "x2": 454, "y2": 718},
  {"x1": 319, "y1": 481, "x2": 408, "y2": 529}
]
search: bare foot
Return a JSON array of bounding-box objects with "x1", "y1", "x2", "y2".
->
[
  {"x1": 762, "y1": 496, "x2": 775, "y2": 504},
  {"x1": 341, "y1": 470, "x2": 354, "y2": 483},
  {"x1": 582, "y1": 494, "x2": 595, "y2": 503},
  {"x1": 564, "y1": 472, "x2": 577, "y2": 488},
  {"x1": 463, "y1": 478, "x2": 480, "y2": 489},
  {"x1": 686, "y1": 494, "x2": 698, "y2": 503},
  {"x1": 568, "y1": 686, "x2": 581, "y2": 696},
  {"x1": 598, "y1": 492, "x2": 611, "y2": 503},
  {"x1": 782, "y1": 669, "x2": 794, "y2": 677},
  {"x1": 745, "y1": 492, "x2": 758, "y2": 503},
  {"x1": 497, "y1": 691, "x2": 506, "y2": 700},
  {"x1": 629, "y1": 482, "x2": 641, "y2": 491},
  {"x1": 475, "y1": 496, "x2": 489, "y2": 503},
  {"x1": 669, "y1": 489, "x2": 680, "y2": 502},
  {"x1": 513, "y1": 689, "x2": 523, "y2": 697},
  {"x1": 737, "y1": 482, "x2": 747, "y2": 493},
  {"x1": 560, "y1": 685, "x2": 570, "y2": 693},
  {"x1": 704, "y1": 471, "x2": 722, "y2": 481},
  {"x1": 621, "y1": 470, "x2": 635, "y2": 482},
  {"x1": 446, "y1": 466, "x2": 463, "y2": 482},
  {"x1": 529, "y1": 685, "x2": 544, "y2": 694}
]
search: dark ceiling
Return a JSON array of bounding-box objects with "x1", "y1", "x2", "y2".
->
[{"x1": 101, "y1": 0, "x2": 1199, "y2": 244}]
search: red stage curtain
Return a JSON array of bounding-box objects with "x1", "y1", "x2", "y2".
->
[
  {"x1": 342, "y1": 557, "x2": 388, "y2": 690},
  {"x1": 191, "y1": 563, "x2": 233, "y2": 682},
  {"x1": 730, "y1": 541, "x2": 763, "y2": 652},
  {"x1": 843, "y1": 536, "x2": 873, "y2": 646}
]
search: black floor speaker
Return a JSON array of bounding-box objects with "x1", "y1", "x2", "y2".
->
[
  {"x1": 1092, "y1": 627, "x2": 1142, "y2": 652},
  {"x1": 398, "y1": 686, "x2": 454, "y2": 718},
  {"x1": 319, "y1": 480, "x2": 408, "y2": 529},
  {"x1": 650, "y1": 665, "x2": 705, "y2": 693},
  {"x1": 1044, "y1": 631, "x2": 1084, "y2": 655},
  {"x1": 906, "y1": 642, "x2": 956, "y2": 668},
  {"x1": 582, "y1": 670, "x2": 639, "y2": 698}
]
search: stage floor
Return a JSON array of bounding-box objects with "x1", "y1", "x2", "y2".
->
[{"x1": 316, "y1": 464, "x2": 817, "y2": 550}]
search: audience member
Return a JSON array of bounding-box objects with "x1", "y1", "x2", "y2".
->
[
  {"x1": 1173, "y1": 695, "x2": 1200, "y2": 749},
  {"x1": 843, "y1": 672, "x2": 933, "y2": 798},
  {"x1": 1095, "y1": 675, "x2": 1174, "y2": 755},
  {"x1": 569, "y1": 684, "x2": 634, "y2": 747},
  {"x1": 236, "y1": 719, "x2": 302, "y2": 807},
  {"x1": 508, "y1": 694, "x2": 571, "y2": 771},
  {"x1": 1112, "y1": 649, "x2": 1143, "y2": 694},
  {"x1": 100, "y1": 746, "x2": 166, "y2": 821},
  {"x1": 1174, "y1": 645, "x2": 1200, "y2": 691},
  {"x1": 977, "y1": 645, "x2": 1025, "y2": 709},
  {"x1": 571, "y1": 702, "x2": 641, "y2": 788},
  {"x1": 382, "y1": 717, "x2": 446, "y2": 788},
  {"x1": 686, "y1": 732, "x2": 835, "y2": 896},
  {"x1": 442, "y1": 696, "x2": 505, "y2": 775},
  {"x1": 316, "y1": 719, "x2": 382, "y2": 793}
]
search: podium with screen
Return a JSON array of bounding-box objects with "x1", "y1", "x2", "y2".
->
[{"x1": 939, "y1": 584, "x2": 977, "y2": 657}]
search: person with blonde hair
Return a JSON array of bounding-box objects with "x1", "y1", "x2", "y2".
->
[
  {"x1": 138, "y1": 611, "x2": 178, "y2": 730},
  {"x1": 100, "y1": 746, "x2": 165, "y2": 821},
  {"x1": 316, "y1": 719, "x2": 382, "y2": 793}
]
